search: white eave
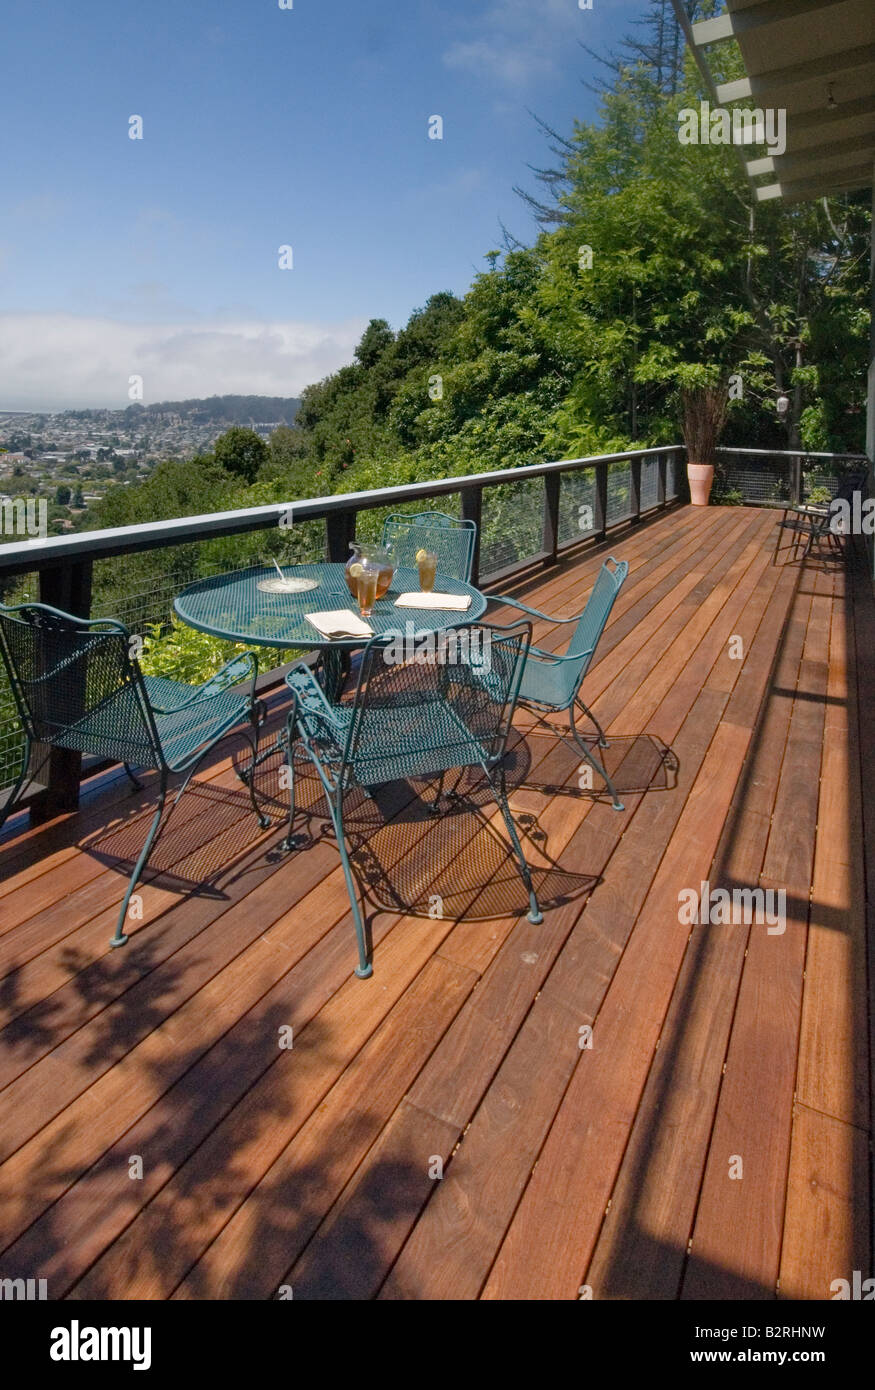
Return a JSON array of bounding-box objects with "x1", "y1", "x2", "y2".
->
[{"x1": 683, "y1": 0, "x2": 875, "y2": 202}]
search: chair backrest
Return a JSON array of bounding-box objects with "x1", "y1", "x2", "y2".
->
[
  {"x1": 341, "y1": 620, "x2": 530, "y2": 786},
  {"x1": 381, "y1": 510, "x2": 477, "y2": 582},
  {"x1": 0, "y1": 602, "x2": 163, "y2": 768},
  {"x1": 825, "y1": 469, "x2": 870, "y2": 537},
  {"x1": 565, "y1": 557, "x2": 628, "y2": 671},
  {"x1": 834, "y1": 468, "x2": 869, "y2": 499}
]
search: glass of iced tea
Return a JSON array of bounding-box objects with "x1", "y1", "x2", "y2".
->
[
  {"x1": 416, "y1": 548, "x2": 438, "y2": 593},
  {"x1": 350, "y1": 561, "x2": 378, "y2": 617}
]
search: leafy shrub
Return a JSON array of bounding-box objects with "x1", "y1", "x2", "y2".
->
[{"x1": 140, "y1": 618, "x2": 297, "y2": 688}]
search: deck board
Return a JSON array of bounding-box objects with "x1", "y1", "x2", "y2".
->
[{"x1": 0, "y1": 504, "x2": 870, "y2": 1301}]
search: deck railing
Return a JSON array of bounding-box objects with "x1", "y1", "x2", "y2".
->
[
  {"x1": 1, "y1": 442, "x2": 868, "y2": 817},
  {"x1": 714, "y1": 447, "x2": 868, "y2": 507},
  {"x1": 0, "y1": 445, "x2": 685, "y2": 813}
]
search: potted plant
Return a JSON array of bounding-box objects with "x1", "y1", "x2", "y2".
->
[{"x1": 681, "y1": 383, "x2": 729, "y2": 506}]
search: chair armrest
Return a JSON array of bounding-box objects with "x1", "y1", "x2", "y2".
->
[
  {"x1": 787, "y1": 503, "x2": 829, "y2": 516},
  {"x1": 528, "y1": 643, "x2": 596, "y2": 666},
  {"x1": 285, "y1": 667, "x2": 346, "y2": 774},
  {"x1": 483, "y1": 594, "x2": 579, "y2": 624},
  {"x1": 286, "y1": 663, "x2": 345, "y2": 740},
  {"x1": 148, "y1": 651, "x2": 258, "y2": 714}
]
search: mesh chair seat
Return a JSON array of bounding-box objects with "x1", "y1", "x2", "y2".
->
[
  {"x1": 23, "y1": 672, "x2": 253, "y2": 772},
  {"x1": 144, "y1": 676, "x2": 253, "y2": 771}
]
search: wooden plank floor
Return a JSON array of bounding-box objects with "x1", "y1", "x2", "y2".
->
[{"x1": 0, "y1": 504, "x2": 870, "y2": 1301}]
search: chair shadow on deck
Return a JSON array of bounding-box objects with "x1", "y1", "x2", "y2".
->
[
  {"x1": 518, "y1": 726, "x2": 678, "y2": 800},
  {"x1": 82, "y1": 738, "x2": 279, "y2": 901},
  {"x1": 280, "y1": 729, "x2": 605, "y2": 927}
]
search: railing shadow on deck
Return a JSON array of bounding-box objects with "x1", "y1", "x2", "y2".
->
[{"x1": 587, "y1": 538, "x2": 871, "y2": 1302}]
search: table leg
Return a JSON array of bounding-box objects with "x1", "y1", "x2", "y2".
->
[{"x1": 317, "y1": 647, "x2": 350, "y2": 702}]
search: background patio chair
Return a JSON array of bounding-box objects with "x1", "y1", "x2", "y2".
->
[
  {"x1": 381, "y1": 509, "x2": 477, "y2": 582},
  {"x1": 0, "y1": 601, "x2": 269, "y2": 947},
  {"x1": 282, "y1": 619, "x2": 541, "y2": 978},
  {"x1": 779, "y1": 467, "x2": 869, "y2": 561},
  {"x1": 484, "y1": 557, "x2": 629, "y2": 811}
]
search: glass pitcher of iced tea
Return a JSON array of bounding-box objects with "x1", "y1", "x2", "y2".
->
[{"x1": 345, "y1": 542, "x2": 395, "y2": 601}]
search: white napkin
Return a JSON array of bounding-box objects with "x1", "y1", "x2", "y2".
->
[
  {"x1": 394, "y1": 592, "x2": 472, "y2": 611},
  {"x1": 305, "y1": 609, "x2": 374, "y2": 639}
]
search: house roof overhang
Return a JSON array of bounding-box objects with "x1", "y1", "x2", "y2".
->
[{"x1": 675, "y1": 0, "x2": 875, "y2": 202}]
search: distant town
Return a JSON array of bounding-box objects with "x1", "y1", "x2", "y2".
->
[{"x1": 0, "y1": 395, "x2": 300, "y2": 535}]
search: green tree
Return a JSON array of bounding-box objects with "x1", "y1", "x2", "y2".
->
[
  {"x1": 54, "y1": 484, "x2": 72, "y2": 506},
  {"x1": 213, "y1": 427, "x2": 268, "y2": 483}
]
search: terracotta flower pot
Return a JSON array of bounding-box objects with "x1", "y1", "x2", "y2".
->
[{"x1": 687, "y1": 462, "x2": 715, "y2": 506}]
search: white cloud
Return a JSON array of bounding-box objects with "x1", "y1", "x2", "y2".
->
[
  {"x1": 0, "y1": 314, "x2": 368, "y2": 411},
  {"x1": 443, "y1": 0, "x2": 583, "y2": 88}
]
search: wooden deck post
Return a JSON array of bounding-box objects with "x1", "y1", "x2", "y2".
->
[
  {"x1": 541, "y1": 472, "x2": 560, "y2": 567},
  {"x1": 460, "y1": 486, "x2": 483, "y2": 586},
  {"x1": 325, "y1": 509, "x2": 356, "y2": 563},
  {"x1": 30, "y1": 558, "x2": 94, "y2": 821}
]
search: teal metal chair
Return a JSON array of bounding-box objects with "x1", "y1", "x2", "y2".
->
[
  {"x1": 485, "y1": 557, "x2": 629, "y2": 811},
  {"x1": 381, "y1": 510, "x2": 477, "y2": 582},
  {"x1": 779, "y1": 467, "x2": 869, "y2": 561},
  {"x1": 0, "y1": 601, "x2": 270, "y2": 947},
  {"x1": 281, "y1": 620, "x2": 542, "y2": 978}
]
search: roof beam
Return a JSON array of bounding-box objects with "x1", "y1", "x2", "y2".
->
[
  {"x1": 692, "y1": 0, "x2": 851, "y2": 48},
  {"x1": 746, "y1": 131, "x2": 875, "y2": 175},
  {"x1": 755, "y1": 161, "x2": 875, "y2": 199},
  {"x1": 717, "y1": 42, "x2": 875, "y2": 103}
]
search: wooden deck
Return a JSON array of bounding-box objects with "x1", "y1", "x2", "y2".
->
[{"x1": 0, "y1": 503, "x2": 871, "y2": 1301}]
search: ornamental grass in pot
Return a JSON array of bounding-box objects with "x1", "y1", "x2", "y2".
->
[{"x1": 681, "y1": 384, "x2": 729, "y2": 506}]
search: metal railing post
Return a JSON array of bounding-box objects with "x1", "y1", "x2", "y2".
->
[
  {"x1": 630, "y1": 457, "x2": 642, "y2": 522},
  {"x1": 594, "y1": 462, "x2": 608, "y2": 540},
  {"x1": 541, "y1": 472, "x2": 560, "y2": 567},
  {"x1": 658, "y1": 453, "x2": 667, "y2": 508},
  {"x1": 325, "y1": 509, "x2": 356, "y2": 562},
  {"x1": 30, "y1": 558, "x2": 94, "y2": 821},
  {"x1": 678, "y1": 449, "x2": 691, "y2": 504},
  {"x1": 792, "y1": 452, "x2": 803, "y2": 505},
  {"x1": 460, "y1": 485, "x2": 483, "y2": 586}
]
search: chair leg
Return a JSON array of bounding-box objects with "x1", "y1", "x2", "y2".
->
[
  {"x1": 429, "y1": 770, "x2": 447, "y2": 814},
  {"x1": 280, "y1": 724, "x2": 299, "y2": 851},
  {"x1": 575, "y1": 695, "x2": 610, "y2": 749},
  {"x1": 110, "y1": 771, "x2": 168, "y2": 947},
  {"x1": 331, "y1": 786, "x2": 373, "y2": 979},
  {"x1": 279, "y1": 728, "x2": 371, "y2": 977},
  {"x1": 486, "y1": 765, "x2": 542, "y2": 925},
  {"x1": 569, "y1": 705, "x2": 624, "y2": 811},
  {"x1": 243, "y1": 717, "x2": 272, "y2": 830},
  {"x1": 123, "y1": 762, "x2": 144, "y2": 791}
]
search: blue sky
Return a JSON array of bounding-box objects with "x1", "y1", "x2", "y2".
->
[{"x1": 1, "y1": 0, "x2": 640, "y2": 409}]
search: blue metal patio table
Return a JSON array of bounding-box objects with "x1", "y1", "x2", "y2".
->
[{"x1": 174, "y1": 561, "x2": 487, "y2": 700}]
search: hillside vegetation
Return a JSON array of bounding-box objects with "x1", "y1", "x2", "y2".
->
[{"x1": 87, "y1": 0, "x2": 870, "y2": 628}]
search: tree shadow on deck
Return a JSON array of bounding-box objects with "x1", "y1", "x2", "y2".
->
[{"x1": 0, "y1": 873, "x2": 464, "y2": 1305}]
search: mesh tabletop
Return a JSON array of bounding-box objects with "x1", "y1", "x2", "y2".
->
[{"x1": 173, "y1": 563, "x2": 487, "y2": 650}]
